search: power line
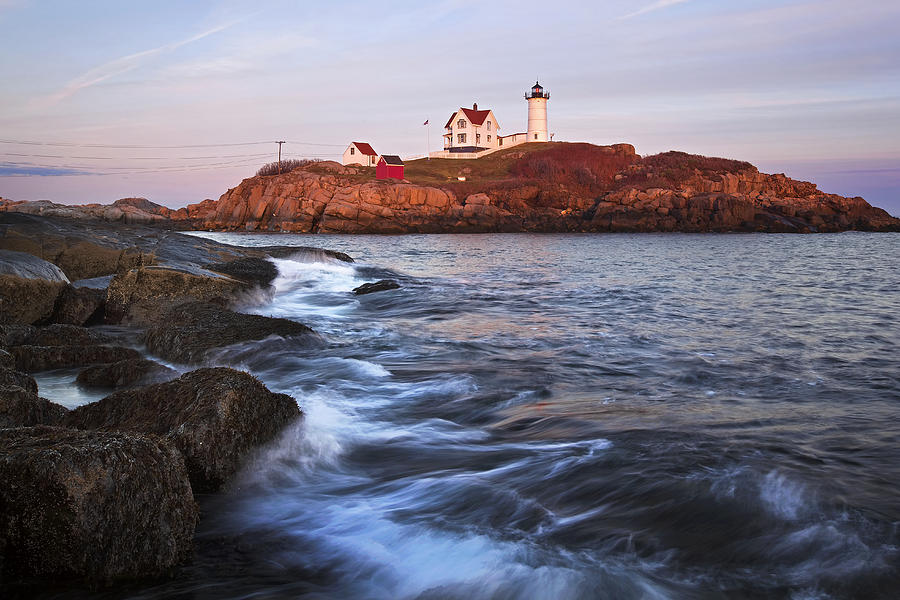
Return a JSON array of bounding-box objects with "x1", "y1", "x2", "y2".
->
[
  {"x1": 0, "y1": 139, "x2": 278, "y2": 149},
  {"x1": 1, "y1": 151, "x2": 274, "y2": 161},
  {"x1": 1, "y1": 138, "x2": 349, "y2": 149}
]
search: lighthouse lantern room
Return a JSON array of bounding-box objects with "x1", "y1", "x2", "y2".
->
[{"x1": 525, "y1": 81, "x2": 550, "y2": 142}]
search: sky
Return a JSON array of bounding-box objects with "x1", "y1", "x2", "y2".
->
[{"x1": 1, "y1": 0, "x2": 898, "y2": 215}]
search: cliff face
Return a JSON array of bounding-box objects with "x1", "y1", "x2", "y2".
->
[{"x1": 3, "y1": 144, "x2": 897, "y2": 233}]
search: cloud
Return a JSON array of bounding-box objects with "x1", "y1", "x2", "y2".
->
[
  {"x1": 0, "y1": 163, "x2": 93, "y2": 176},
  {"x1": 33, "y1": 20, "x2": 240, "y2": 109},
  {"x1": 619, "y1": 0, "x2": 692, "y2": 20}
]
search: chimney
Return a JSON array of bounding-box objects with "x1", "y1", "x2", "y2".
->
[{"x1": 473, "y1": 102, "x2": 478, "y2": 110}]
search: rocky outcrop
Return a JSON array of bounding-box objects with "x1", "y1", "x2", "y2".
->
[
  {"x1": 353, "y1": 279, "x2": 401, "y2": 295},
  {"x1": 0, "y1": 426, "x2": 197, "y2": 585},
  {"x1": 65, "y1": 368, "x2": 301, "y2": 492},
  {"x1": 0, "y1": 197, "x2": 173, "y2": 225},
  {"x1": 2, "y1": 144, "x2": 896, "y2": 233},
  {"x1": 158, "y1": 144, "x2": 900, "y2": 234},
  {"x1": 143, "y1": 301, "x2": 316, "y2": 364}
]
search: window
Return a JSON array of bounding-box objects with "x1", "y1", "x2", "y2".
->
[
  {"x1": 487, "y1": 135, "x2": 491, "y2": 142},
  {"x1": 458, "y1": 119, "x2": 467, "y2": 128},
  {"x1": 499, "y1": 138, "x2": 503, "y2": 146},
  {"x1": 487, "y1": 121, "x2": 491, "y2": 131},
  {"x1": 476, "y1": 134, "x2": 481, "y2": 143},
  {"x1": 350, "y1": 147, "x2": 355, "y2": 155},
  {"x1": 534, "y1": 134, "x2": 538, "y2": 140},
  {"x1": 458, "y1": 133, "x2": 466, "y2": 144}
]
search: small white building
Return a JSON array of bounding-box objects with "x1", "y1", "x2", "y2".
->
[
  {"x1": 342, "y1": 142, "x2": 379, "y2": 167},
  {"x1": 443, "y1": 104, "x2": 501, "y2": 153}
]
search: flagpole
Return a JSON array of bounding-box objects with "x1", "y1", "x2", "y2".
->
[{"x1": 426, "y1": 120, "x2": 430, "y2": 161}]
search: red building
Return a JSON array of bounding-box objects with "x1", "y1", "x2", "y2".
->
[{"x1": 376, "y1": 155, "x2": 404, "y2": 179}]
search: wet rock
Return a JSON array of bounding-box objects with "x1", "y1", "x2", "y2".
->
[
  {"x1": 20, "y1": 323, "x2": 115, "y2": 347},
  {"x1": 76, "y1": 358, "x2": 176, "y2": 389},
  {"x1": 205, "y1": 256, "x2": 278, "y2": 287},
  {"x1": 261, "y1": 245, "x2": 354, "y2": 263},
  {"x1": 0, "y1": 426, "x2": 197, "y2": 585},
  {"x1": 144, "y1": 301, "x2": 316, "y2": 364},
  {"x1": 11, "y1": 345, "x2": 141, "y2": 372},
  {"x1": 0, "y1": 250, "x2": 69, "y2": 325},
  {"x1": 0, "y1": 324, "x2": 35, "y2": 348},
  {"x1": 0, "y1": 385, "x2": 68, "y2": 427},
  {"x1": 51, "y1": 284, "x2": 106, "y2": 325},
  {"x1": 0, "y1": 249, "x2": 69, "y2": 281},
  {"x1": 0, "y1": 367, "x2": 37, "y2": 394},
  {"x1": 105, "y1": 266, "x2": 250, "y2": 325},
  {"x1": 65, "y1": 367, "x2": 301, "y2": 492},
  {"x1": 353, "y1": 279, "x2": 401, "y2": 295}
]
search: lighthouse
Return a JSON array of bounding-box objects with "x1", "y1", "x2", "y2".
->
[{"x1": 525, "y1": 81, "x2": 550, "y2": 142}]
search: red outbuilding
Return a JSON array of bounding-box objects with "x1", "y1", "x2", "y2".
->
[{"x1": 376, "y1": 155, "x2": 404, "y2": 180}]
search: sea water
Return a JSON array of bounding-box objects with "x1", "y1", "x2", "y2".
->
[{"x1": 71, "y1": 233, "x2": 900, "y2": 599}]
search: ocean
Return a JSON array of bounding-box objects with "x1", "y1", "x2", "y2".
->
[{"x1": 60, "y1": 232, "x2": 900, "y2": 599}]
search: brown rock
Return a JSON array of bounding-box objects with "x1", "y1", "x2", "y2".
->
[
  {"x1": 11, "y1": 345, "x2": 141, "y2": 372},
  {"x1": 105, "y1": 266, "x2": 250, "y2": 325},
  {"x1": 0, "y1": 426, "x2": 197, "y2": 585},
  {"x1": 51, "y1": 284, "x2": 106, "y2": 325},
  {"x1": 144, "y1": 301, "x2": 316, "y2": 364},
  {"x1": 0, "y1": 385, "x2": 68, "y2": 427},
  {"x1": 0, "y1": 367, "x2": 37, "y2": 394},
  {"x1": 20, "y1": 323, "x2": 115, "y2": 347},
  {"x1": 76, "y1": 358, "x2": 177, "y2": 389},
  {"x1": 65, "y1": 368, "x2": 302, "y2": 492}
]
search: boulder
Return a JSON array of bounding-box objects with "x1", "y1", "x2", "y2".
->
[
  {"x1": 0, "y1": 249, "x2": 69, "y2": 282},
  {"x1": 0, "y1": 426, "x2": 196, "y2": 585},
  {"x1": 0, "y1": 385, "x2": 68, "y2": 427},
  {"x1": 353, "y1": 279, "x2": 401, "y2": 295},
  {"x1": 11, "y1": 345, "x2": 141, "y2": 372},
  {"x1": 144, "y1": 301, "x2": 316, "y2": 364},
  {"x1": 0, "y1": 250, "x2": 69, "y2": 325},
  {"x1": 51, "y1": 284, "x2": 106, "y2": 325},
  {"x1": 76, "y1": 358, "x2": 176, "y2": 388},
  {"x1": 205, "y1": 256, "x2": 278, "y2": 287},
  {"x1": 65, "y1": 368, "x2": 301, "y2": 492},
  {"x1": 105, "y1": 266, "x2": 250, "y2": 325}
]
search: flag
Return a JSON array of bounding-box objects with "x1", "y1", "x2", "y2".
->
[{"x1": 423, "y1": 119, "x2": 429, "y2": 126}]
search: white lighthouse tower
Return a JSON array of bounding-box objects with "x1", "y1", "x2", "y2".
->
[{"x1": 525, "y1": 81, "x2": 550, "y2": 142}]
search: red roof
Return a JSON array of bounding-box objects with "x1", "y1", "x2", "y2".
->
[
  {"x1": 444, "y1": 108, "x2": 492, "y2": 129},
  {"x1": 352, "y1": 142, "x2": 378, "y2": 156}
]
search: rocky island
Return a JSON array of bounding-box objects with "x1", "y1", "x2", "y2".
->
[{"x1": 2, "y1": 143, "x2": 897, "y2": 233}]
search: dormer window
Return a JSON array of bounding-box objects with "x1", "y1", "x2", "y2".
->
[{"x1": 458, "y1": 119, "x2": 467, "y2": 128}]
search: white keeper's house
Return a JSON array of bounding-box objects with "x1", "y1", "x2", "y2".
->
[
  {"x1": 434, "y1": 81, "x2": 550, "y2": 159},
  {"x1": 342, "y1": 141, "x2": 379, "y2": 166}
]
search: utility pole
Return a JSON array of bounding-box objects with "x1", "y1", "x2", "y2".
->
[{"x1": 276, "y1": 140, "x2": 286, "y2": 174}]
